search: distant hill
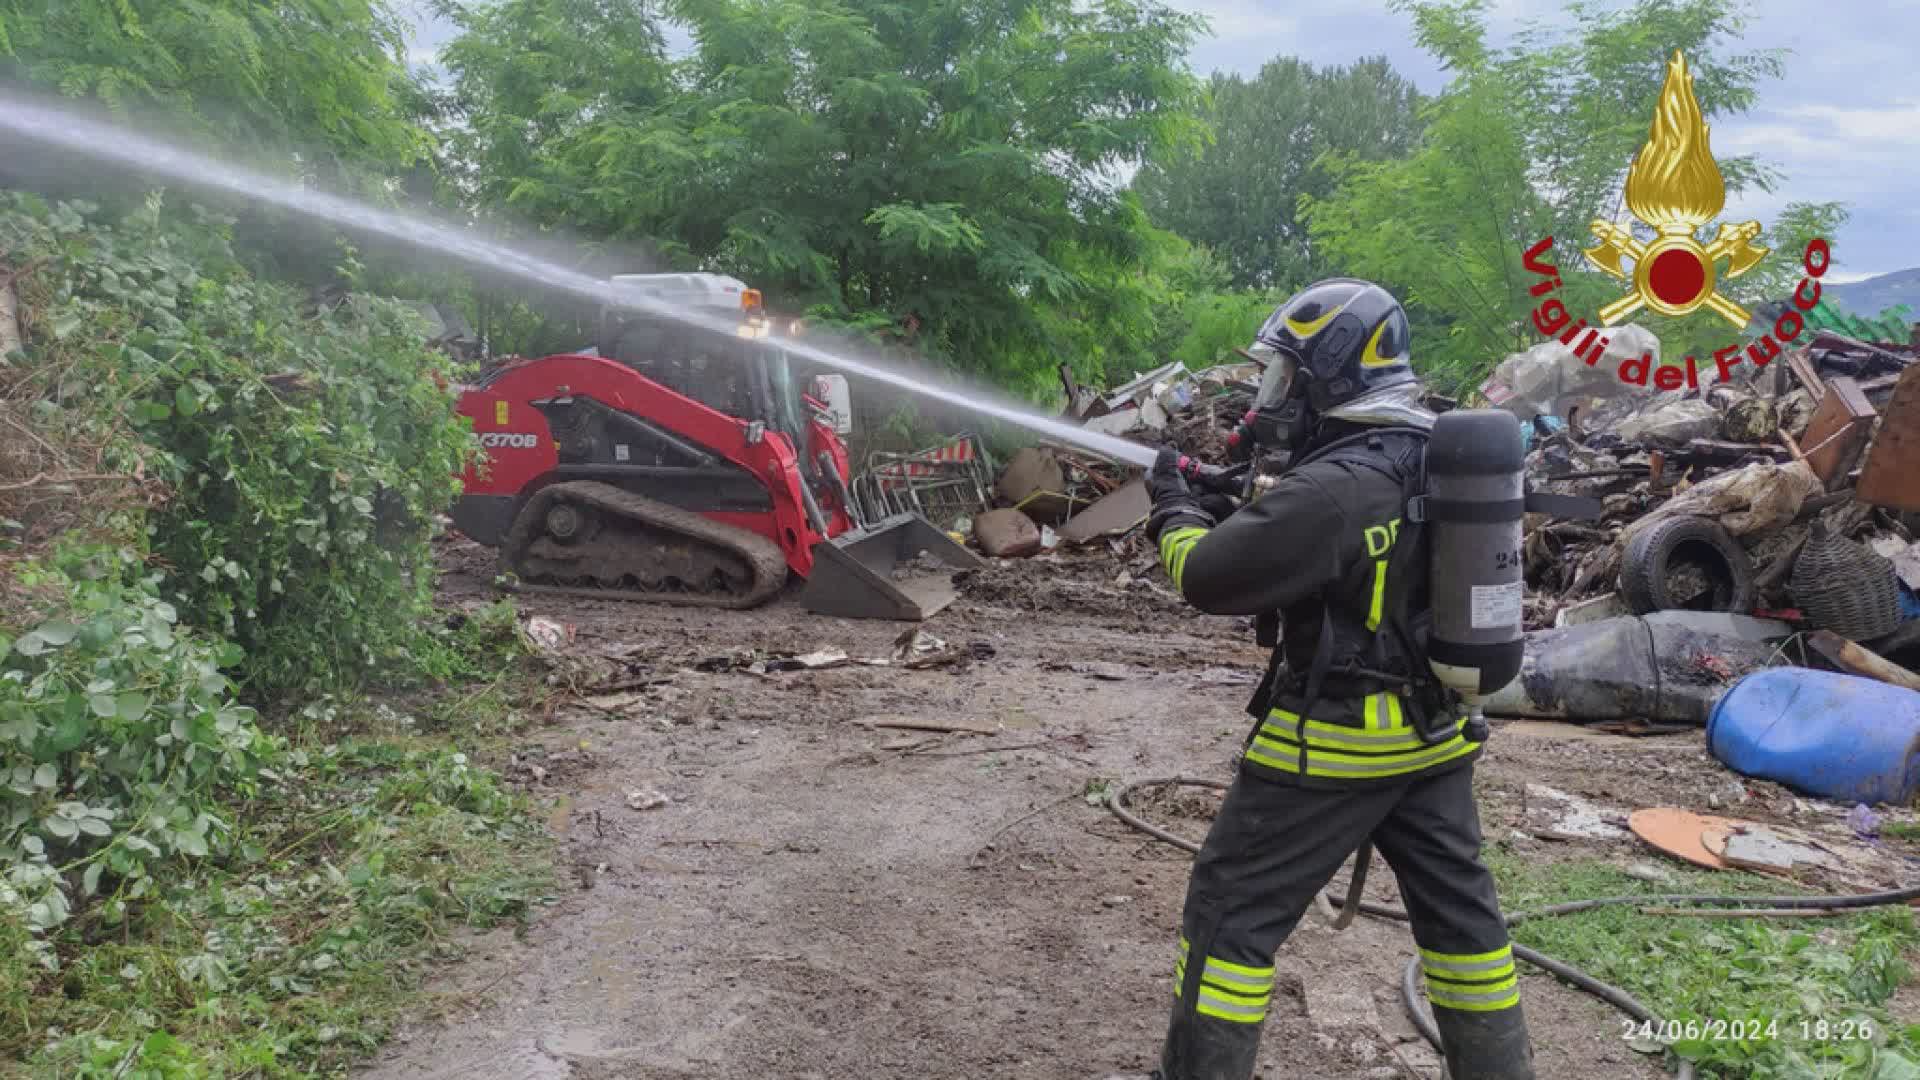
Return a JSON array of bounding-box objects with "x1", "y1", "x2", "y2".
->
[{"x1": 1824, "y1": 268, "x2": 1920, "y2": 319}]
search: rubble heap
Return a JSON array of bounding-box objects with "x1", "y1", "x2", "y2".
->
[{"x1": 1504, "y1": 325, "x2": 1920, "y2": 639}]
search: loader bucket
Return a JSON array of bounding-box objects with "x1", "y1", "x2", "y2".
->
[{"x1": 800, "y1": 512, "x2": 986, "y2": 620}]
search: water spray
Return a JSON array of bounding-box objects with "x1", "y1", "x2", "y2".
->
[{"x1": 0, "y1": 95, "x2": 1157, "y2": 469}]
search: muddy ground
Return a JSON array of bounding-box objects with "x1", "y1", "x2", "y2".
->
[{"x1": 364, "y1": 537, "x2": 1891, "y2": 1080}]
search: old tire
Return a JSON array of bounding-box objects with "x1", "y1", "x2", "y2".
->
[{"x1": 1619, "y1": 515, "x2": 1756, "y2": 615}]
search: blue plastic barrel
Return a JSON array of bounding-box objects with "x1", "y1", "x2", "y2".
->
[{"x1": 1707, "y1": 667, "x2": 1920, "y2": 806}]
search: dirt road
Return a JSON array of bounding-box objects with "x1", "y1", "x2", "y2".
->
[{"x1": 364, "y1": 542, "x2": 1730, "y2": 1080}]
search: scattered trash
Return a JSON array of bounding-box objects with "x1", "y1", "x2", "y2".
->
[
  {"x1": 697, "y1": 647, "x2": 850, "y2": 674},
  {"x1": 1524, "y1": 784, "x2": 1628, "y2": 841},
  {"x1": 1553, "y1": 592, "x2": 1628, "y2": 628},
  {"x1": 1868, "y1": 534, "x2": 1920, "y2": 591},
  {"x1": 626, "y1": 789, "x2": 670, "y2": 811},
  {"x1": 1479, "y1": 324, "x2": 1660, "y2": 423},
  {"x1": 767, "y1": 648, "x2": 850, "y2": 672},
  {"x1": 1617, "y1": 515, "x2": 1753, "y2": 615},
  {"x1": 974, "y1": 507, "x2": 1043, "y2": 558},
  {"x1": 1042, "y1": 660, "x2": 1143, "y2": 681},
  {"x1": 1485, "y1": 611, "x2": 1788, "y2": 724},
  {"x1": 1615, "y1": 398, "x2": 1720, "y2": 448},
  {"x1": 1792, "y1": 524, "x2": 1901, "y2": 641},
  {"x1": 1715, "y1": 825, "x2": 1838, "y2": 875},
  {"x1": 1799, "y1": 376, "x2": 1876, "y2": 486},
  {"x1": 1806, "y1": 629, "x2": 1920, "y2": 691},
  {"x1": 1629, "y1": 808, "x2": 1746, "y2": 870},
  {"x1": 1057, "y1": 477, "x2": 1150, "y2": 544},
  {"x1": 852, "y1": 433, "x2": 996, "y2": 530},
  {"x1": 1708, "y1": 667, "x2": 1920, "y2": 804},
  {"x1": 1857, "y1": 362, "x2": 1920, "y2": 510},
  {"x1": 1849, "y1": 803, "x2": 1881, "y2": 840},
  {"x1": 525, "y1": 616, "x2": 574, "y2": 652}
]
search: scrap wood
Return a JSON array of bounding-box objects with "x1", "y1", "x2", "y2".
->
[
  {"x1": 1800, "y1": 376, "x2": 1876, "y2": 486},
  {"x1": 1857, "y1": 361, "x2": 1920, "y2": 511},
  {"x1": 1806, "y1": 630, "x2": 1920, "y2": 692},
  {"x1": 860, "y1": 717, "x2": 1002, "y2": 736},
  {"x1": 1777, "y1": 428, "x2": 1807, "y2": 465},
  {"x1": 1787, "y1": 348, "x2": 1827, "y2": 401}
]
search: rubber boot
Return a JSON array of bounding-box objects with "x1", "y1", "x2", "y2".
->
[
  {"x1": 1157, "y1": 995, "x2": 1262, "y2": 1080},
  {"x1": 1432, "y1": 1002, "x2": 1536, "y2": 1080}
]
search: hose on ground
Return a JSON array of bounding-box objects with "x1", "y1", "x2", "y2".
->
[{"x1": 1110, "y1": 776, "x2": 1920, "y2": 1080}]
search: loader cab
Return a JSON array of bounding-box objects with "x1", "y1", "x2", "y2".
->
[{"x1": 597, "y1": 273, "x2": 812, "y2": 451}]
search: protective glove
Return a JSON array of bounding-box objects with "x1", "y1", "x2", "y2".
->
[
  {"x1": 1146, "y1": 444, "x2": 1194, "y2": 506},
  {"x1": 1144, "y1": 445, "x2": 1215, "y2": 542}
]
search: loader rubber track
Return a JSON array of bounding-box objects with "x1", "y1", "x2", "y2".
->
[{"x1": 499, "y1": 481, "x2": 789, "y2": 610}]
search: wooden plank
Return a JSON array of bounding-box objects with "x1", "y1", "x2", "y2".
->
[
  {"x1": 1800, "y1": 375, "x2": 1875, "y2": 486},
  {"x1": 1858, "y1": 362, "x2": 1920, "y2": 510},
  {"x1": 1807, "y1": 629, "x2": 1920, "y2": 692},
  {"x1": 1786, "y1": 348, "x2": 1826, "y2": 401}
]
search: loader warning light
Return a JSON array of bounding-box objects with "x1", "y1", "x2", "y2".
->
[{"x1": 742, "y1": 288, "x2": 763, "y2": 311}]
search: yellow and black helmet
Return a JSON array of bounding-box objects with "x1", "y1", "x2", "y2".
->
[{"x1": 1252, "y1": 278, "x2": 1414, "y2": 413}]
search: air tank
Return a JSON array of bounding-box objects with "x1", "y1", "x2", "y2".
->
[{"x1": 1420, "y1": 409, "x2": 1525, "y2": 738}]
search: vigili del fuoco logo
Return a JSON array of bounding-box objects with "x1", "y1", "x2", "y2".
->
[{"x1": 1519, "y1": 51, "x2": 1832, "y2": 390}]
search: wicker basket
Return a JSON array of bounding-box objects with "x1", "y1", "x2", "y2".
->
[{"x1": 1791, "y1": 528, "x2": 1901, "y2": 641}]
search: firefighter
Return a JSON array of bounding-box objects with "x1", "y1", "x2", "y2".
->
[{"x1": 1112, "y1": 278, "x2": 1535, "y2": 1080}]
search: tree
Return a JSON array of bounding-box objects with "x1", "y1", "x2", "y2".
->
[
  {"x1": 437, "y1": 0, "x2": 1208, "y2": 397},
  {"x1": 430, "y1": 0, "x2": 674, "y2": 210},
  {"x1": 1301, "y1": 0, "x2": 1838, "y2": 393},
  {"x1": 1134, "y1": 56, "x2": 1425, "y2": 291},
  {"x1": 0, "y1": 0, "x2": 428, "y2": 179}
]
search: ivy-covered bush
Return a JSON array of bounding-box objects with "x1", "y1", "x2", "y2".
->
[
  {"x1": 2, "y1": 193, "x2": 474, "y2": 690},
  {"x1": 1, "y1": 551, "x2": 272, "y2": 938}
]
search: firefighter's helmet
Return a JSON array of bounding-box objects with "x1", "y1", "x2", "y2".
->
[{"x1": 1251, "y1": 278, "x2": 1415, "y2": 414}]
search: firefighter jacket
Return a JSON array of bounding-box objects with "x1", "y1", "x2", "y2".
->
[{"x1": 1158, "y1": 424, "x2": 1480, "y2": 787}]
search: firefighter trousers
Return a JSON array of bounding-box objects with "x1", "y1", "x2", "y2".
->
[{"x1": 1159, "y1": 761, "x2": 1534, "y2": 1080}]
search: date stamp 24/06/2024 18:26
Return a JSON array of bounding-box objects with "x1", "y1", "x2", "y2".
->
[{"x1": 1623, "y1": 1017, "x2": 1879, "y2": 1044}]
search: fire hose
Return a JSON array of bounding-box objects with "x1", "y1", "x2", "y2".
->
[{"x1": 1109, "y1": 776, "x2": 1920, "y2": 1080}]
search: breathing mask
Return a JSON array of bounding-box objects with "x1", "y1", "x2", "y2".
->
[{"x1": 1227, "y1": 341, "x2": 1316, "y2": 468}]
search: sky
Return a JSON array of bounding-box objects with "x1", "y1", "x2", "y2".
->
[{"x1": 397, "y1": 0, "x2": 1917, "y2": 281}]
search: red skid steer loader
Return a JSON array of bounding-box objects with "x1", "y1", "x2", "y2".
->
[{"x1": 449, "y1": 273, "x2": 982, "y2": 620}]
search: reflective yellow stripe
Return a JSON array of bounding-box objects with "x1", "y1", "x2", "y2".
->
[
  {"x1": 1196, "y1": 984, "x2": 1268, "y2": 1023},
  {"x1": 1366, "y1": 558, "x2": 1387, "y2": 631},
  {"x1": 1159, "y1": 526, "x2": 1207, "y2": 591},
  {"x1": 1246, "y1": 730, "x2": 1477, "y2": 779},
  {"x1": 1175, "y1": 938, "x2": 1275, "y2": 1019},
  {"x1": 1262, "y1": 705, "x2": 1432, "y2": 751},
  {"x1": 1420, "y1": 945, "x2": 1515, "y2": 974},
  {"x1": 1426, "y1": 974, "x2": 1521, "y2": 1012},
  {"x1": 1199, "y1": 954, "x2": 1273, "y2": 980},
  {"x1": 1260, "y1": 718, "x2": 1425, "y2": 752}
]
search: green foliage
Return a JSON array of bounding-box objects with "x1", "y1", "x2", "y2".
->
[
  {"x1": 0, "y1": 0, "x2": 429, "y2": 179},
  {"x1": 1490, "y1": 854, "x2": 1920, "y2": 1079},
  {"x1": 1136, "y1": 56, "x2": 1426, "y2": 290},
  {"x1": 3, "y1": 194, "x2": 475, "y2": 690},
  {"x1": 2, "y1": 730, "x2": 549, "y2": 1077},
  {"x1": 1, "y1": 558, "x2": 270, "y2": 942},
  {"x1": 438, "y1": 0, "x2": 1208, "y2": 397},
  {"x1": 1303, "y1": 0, "x2": 1807, "y2": 395}
]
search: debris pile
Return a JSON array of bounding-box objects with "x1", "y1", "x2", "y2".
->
[
  {"x1": 938, "y1": 359, "x2": 1263, "y2": 561},
  {"x1": 1492, "y1": 324, "x2": 1920, "y2": 640}
]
